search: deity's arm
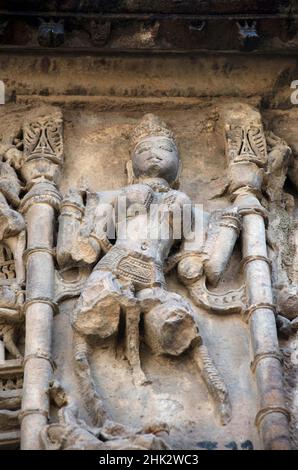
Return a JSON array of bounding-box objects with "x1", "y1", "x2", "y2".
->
[
  {"x1": 0, "y1": 144, "x2": 24, "y2": 237},
  {"x1": 57, "y1": 188, "x2": 119, "y2": 268},
  {"x1": 177, "y1": 202, "x2": 241, "y2": 288},
  {"x1": 176, "y1": 204, "x2": 210, "y2": 286},
  {"x1": 203, "y1": 207, "x2": 242, "y2": 286},
  {"x1": 0, "y1": 143, "x2": 24, "y2": 208}
]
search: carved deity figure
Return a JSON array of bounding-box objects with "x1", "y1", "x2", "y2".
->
[
  {"x1": 0, "y1": 143, "x2": 25, "y2": 275},
  {"x1": 57, "y1": 114, "x2": 243, "y2": 427},
  {"x1": 0, "y1": 142, "x2": 26, "y2": 360},
  {"x1": 41, "y1": 402, "x2": 169, "y2": 450}
]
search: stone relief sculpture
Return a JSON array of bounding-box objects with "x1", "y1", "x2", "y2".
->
[
  {"x1": 40, "y1": 381, "x2": 169, "y2": 450},
  {"x1": 40, "y1": 407, "x2": 170, "y2": 451},
  {"x1": 0, "y1": 131, "x2": 26, "y2": 444},
  {"x1": 19, "y1": 107, "x2": 64, "y2": 450},
  {"x1": 222, "y1": 104, "x2": 292, "y2": 450},
  {"x1": 56, "y1": 114, "x2": 236, "y2": 431},
  {"x1": 260, "y1": 126, "x2": 298, "y2": 450},
  {"x1": 0, "y1": 103, "x2": 297, "y2": 450},
  {"x1": 0, "y1": 141, "x2": 26, "y2": 361},
  {"x1": 263, "y1": 131, "x2": 298, "y2": 330}
]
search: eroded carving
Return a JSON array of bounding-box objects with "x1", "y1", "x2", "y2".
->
[
  {"x1": 0, "y1": 102, "x2": 296, "y2": 451},
  {"x1": 56, "y1": 114, "x2": 239, "y2": 430},
  {"x1": 18, "y1": 107, "x2": 63, "y2": 450},
  {"x1": 41, "y1": 404, "x2": 169, "y2": 450},
  {"x1": 41, "y1": 381, "x2": 169, "y2": 451},
  {"x1": 224, "y1": 103, "x2": 291, "y2": 450},
  {"x1": 0, "y1": 139, "x2": 26, "y2": 366}
]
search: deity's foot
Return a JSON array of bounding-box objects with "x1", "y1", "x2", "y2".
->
[
  {"x1": 217, "y1": 397, "x2": 232, "y2": 426},
  {"x1": 132, "y1": 367, "x2": 151, "y2": 386},
  {"x1": 132, "y1": 367, "x2": 151, "y2": 387}
]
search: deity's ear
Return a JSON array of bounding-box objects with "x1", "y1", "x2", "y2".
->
[
  {"x1": 125, "y1": 160, "x2": 136, "y2": 185},
  {"x1": 172, "y1": 160, "x2": 182, "y2": 189}
]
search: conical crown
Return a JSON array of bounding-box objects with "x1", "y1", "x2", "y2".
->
[{"x1": 132, "y1": 114, "x2": 176, "y2": 147}]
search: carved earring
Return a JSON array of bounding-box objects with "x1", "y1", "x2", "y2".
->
[
  {"x1": 125, "y1": 160, "x2": 136, "y2": 185},
  {"x1": 172, "y1": 160, "x2": 182, "y2": 190}
]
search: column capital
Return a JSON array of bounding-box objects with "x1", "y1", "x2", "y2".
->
[
  {"x1": 21, "y1": 107, "x2": 63, "y2": 189},
  {"x1": 20, "y1": 180, "x2": 61, "y2": 214}
]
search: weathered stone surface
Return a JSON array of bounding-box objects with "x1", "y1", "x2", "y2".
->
[{"x1": 0, "y1": 5, "x2": 297, "y2": 452}]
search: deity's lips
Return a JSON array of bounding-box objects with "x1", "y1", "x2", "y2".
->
[
  {"x1": 151, "y1": 162, "x2": 162, "y2": 168},
  {"x1": 147, "y1": 157, "x2": 164, "y2": 170}
]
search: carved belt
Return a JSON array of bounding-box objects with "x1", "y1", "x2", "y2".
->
[{"x1": 95, "y1": 247, "x2": 165, "y2": 288}]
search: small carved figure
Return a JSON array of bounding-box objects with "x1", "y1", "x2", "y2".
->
[
  {"x1": 0, "y1": 143, "x2": 26, "y2": 362},
  {"x1": 40, "y1": 403, "x2": 169, "y2": 450},
  {"x1": 0, "y1": 320, "x2": 22, "y2": 360},
  {"x1": 0, "y1": 282, "x2": 24, "y2": 360},
  {"x1": 43, "y1": 380, "x2": 169, "y2": 450},
  {"x1": 0, "y1": 142, "x2": 26, "y2": 286},
  {"x1": 38, "y1": 20, "x2": 65, "y2": 48},
  {"x1": 262, "y1": 131, "x2": 298, "y2": 324}
]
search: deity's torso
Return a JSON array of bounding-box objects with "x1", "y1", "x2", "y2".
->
[
  {"x1": 93, "y1": 183, "x2": 192, "y2": 289},
  {"x1": 114, "y1": 183, "x2": 191, "y2": 264}
]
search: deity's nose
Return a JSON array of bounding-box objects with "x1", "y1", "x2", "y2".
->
[{"x1": 148, "y1": 153, "x2": 162, "y2": 161}]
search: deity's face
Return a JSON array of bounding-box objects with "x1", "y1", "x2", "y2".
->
[{"x1": 132, "y1": 136, "x2": 180, "y2": 184}]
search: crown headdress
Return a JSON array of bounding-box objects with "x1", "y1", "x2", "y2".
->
[{"x1": 132, "y1": 114, "x2": 176, "y2": 147}]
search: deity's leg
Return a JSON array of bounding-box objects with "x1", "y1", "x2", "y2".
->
[
  {"x1": 4, "y1": 230, "x2": 26, "y2": 286},
  {"x1": 124, "y1": 304, "x2": 150, "y2": 386},
  {"x1": 192, "y1": 343, "x2": 231, "y2": 425},
  {"x1": 73, "y1": 330, "x2": 107, "y2": 427},
  {"x1": 1, "y1": 324, "x2": 22, "y2": 359}
]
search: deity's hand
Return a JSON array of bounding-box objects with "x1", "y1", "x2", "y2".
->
[
  {"x1": 0, "y1": 204, "x2": 25, "y2": 240},
  {"x1": 178, "y1": 255, "x2": 204, "y2": 286},
  {"x1": 71, "y1": 229, "x2": 101, "y2": 265},
  {"x1": 3, "y1": 147, "x2": 24, "y2": 170},
  {"x1": 266, "y1": 131, "x2": 291, "y2": 170}
]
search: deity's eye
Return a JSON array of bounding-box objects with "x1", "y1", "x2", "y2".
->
[
  {"x1": 137, "y1": 146, "x2": 151, "y2": 154},
  {"x1": 159, "y1": 145, "x2": 173, "y2": 152}
]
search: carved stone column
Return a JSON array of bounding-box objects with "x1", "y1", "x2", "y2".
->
[
  {"x1": 19, "y1": 109, "x2": 63, "y2": 450},
  {"x1": 0, "y1": 340, "x2": 4, "y2": 361},
  {"x1": 224, "y1": 103, "x2": 290, "y2": 450}
]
